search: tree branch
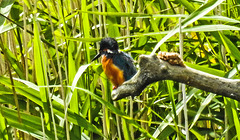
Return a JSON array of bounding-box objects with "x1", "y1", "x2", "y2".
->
[{"x1": 112, "y1": 54, "x2": 240, "y2": 101}]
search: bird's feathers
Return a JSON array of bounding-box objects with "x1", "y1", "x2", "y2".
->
[{"x1": 111, "y1": 51, "x2": 137, "y2": 81}]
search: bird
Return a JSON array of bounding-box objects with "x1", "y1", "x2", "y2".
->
[{"x1": 92, "y1": 37, "x2": 137, "y2": 89}]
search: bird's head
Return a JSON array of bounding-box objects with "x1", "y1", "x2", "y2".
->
[{"x1": 92, "y1": 37, "x2": 119, "y2": 61}]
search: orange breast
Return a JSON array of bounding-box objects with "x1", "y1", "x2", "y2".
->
[{"x1": 101, "y1": 55, "x2": 125, "y2": 88}]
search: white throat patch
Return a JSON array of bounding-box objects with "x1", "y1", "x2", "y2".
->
[{"x1": 106, "y1": 49, "x2": 119, "y2": 54}]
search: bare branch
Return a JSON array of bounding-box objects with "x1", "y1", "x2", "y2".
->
[{"x1": 112, "y1": 54, "x2": 240, "y2": 101}]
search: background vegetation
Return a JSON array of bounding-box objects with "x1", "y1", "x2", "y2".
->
[{"x1": 0, "y1": 0, "x2": 240, "y2": 139}]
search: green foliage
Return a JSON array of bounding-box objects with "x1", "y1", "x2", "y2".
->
[{"x1": 0, "y1": 0, "x2": 240, "y2": 139}]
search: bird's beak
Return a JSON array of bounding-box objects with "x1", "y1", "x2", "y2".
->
[{"x1": 91, "y1": 52, "x2": 102, "y2": 62}]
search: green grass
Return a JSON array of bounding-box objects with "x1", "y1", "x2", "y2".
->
[{"x1": 0, "y1": 0, "x2": 240, "y2": 139}]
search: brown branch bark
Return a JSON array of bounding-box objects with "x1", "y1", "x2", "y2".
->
[{"x1": 112, "y1": 54, "x2": 240, "y2": 101}]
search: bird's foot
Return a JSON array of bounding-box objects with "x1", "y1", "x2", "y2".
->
[{"x1": 157, "y1": 51, "x2": 185, "y2": 67}]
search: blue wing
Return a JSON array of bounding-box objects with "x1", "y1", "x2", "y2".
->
[{"x1": 112, "y1": 52, "x2": 137, "y2": 81}]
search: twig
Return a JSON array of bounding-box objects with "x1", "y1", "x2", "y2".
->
[{"x1": 112, "y1": 54, "x2": 240, "y2": 101}]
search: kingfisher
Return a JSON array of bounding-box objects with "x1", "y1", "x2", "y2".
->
[{"x1": 92, "y1": 37, "x2": 137, "y2": 89}]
